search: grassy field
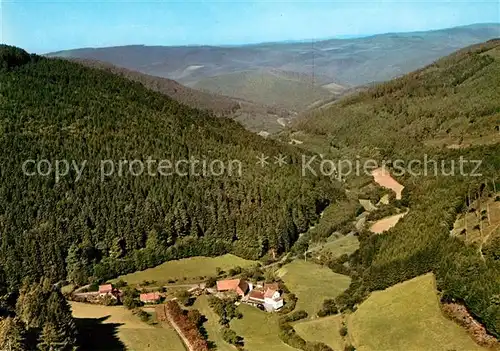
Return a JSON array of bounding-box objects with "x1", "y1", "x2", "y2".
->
[
  {"x1": 294, "y1": 314, "x2": 346, "y2": 351},
  {"x1": 70, "y1": 302, "x2": 186, "y2": 351},
  {"x1": 348, "y1": 274, "x2": 485, "y2": 351},
  {"x1": 61, "y1": 283, "x2": 75, "y2": 294},
  {"x1": 111, "y1": 254, "x2": 257, "y2": 286},
  {"x1": 277, "y1": 260, "x2": 351, "y2": 316},
  {"x1": 230, "y1": 304, "x2": 298, "y2": 351},
  {"x1": 194, "y1": 70, "x2": 332, "y2": 112},
  {"x1": 192, "y1": 295, "x2": 237, "y2": 351},
  {"x1": 316, "y1": 234, "x2": 360, "y2": 258}
]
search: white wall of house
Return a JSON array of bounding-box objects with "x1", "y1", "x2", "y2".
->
[{"x1": 265, "y1": 298, "x2": 283, "y2": 310}]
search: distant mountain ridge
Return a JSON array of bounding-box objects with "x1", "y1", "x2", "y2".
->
[{"x1": 47, "y1": 23, "x2": 500, "y2": 88}]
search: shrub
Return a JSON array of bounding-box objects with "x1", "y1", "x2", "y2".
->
[
  {"x1": 187, "y1": 309, "x2": 204, "y2": 327},
  {"x1": 88, "y1": 282, "x2": 99, "y2": 292},
  {"x1": 207, "y1": 295, "x2": 242, "y2": 325},
  {"x1": 123, "y1": 287, "x2": 141, "y2": 309},
  {"x1": 278, "y1": 293, "x2": 297, "y2": 314},
  {"x1": 114, "y1": 279, "x2": 127, "y2": 288},
  {"x1": 221, "y1": 327, "x2": 244, "y2": 346},
  {"x1": 228, "y1": 266, "x2": 242, "y2": 276},
  {"x1": 317, "y1": 299, "x2": 338, "y2": 317},
  {"x1": 101, "y1": 294, "x2": 118, "y2": 306},
  {"x1": 175, "y1": 289, "x2": 192, "y2": 306},
  {"x1": 205, "y1": 276, "x2": 217, "y2": 288},
  {"x1": 134, "y1": 309, "x2": 151, "y2": 323}
]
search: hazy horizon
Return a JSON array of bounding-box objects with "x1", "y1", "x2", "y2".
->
[
  {"x1": 2, "y1": 0, "x2": 499, "y2": 54},
  {"x1": 43, "y1": 22, "x2": 500, "y2": 55}
]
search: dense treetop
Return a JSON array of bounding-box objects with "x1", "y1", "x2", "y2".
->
[{"x1": 0, "y1": 45, "x2": 342, "y2": 290}]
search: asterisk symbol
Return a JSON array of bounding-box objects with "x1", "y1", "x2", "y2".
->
[
  {"x1": 256, "y1": 154, "x2": 269, "y2": 167},
  {"x1": 274, "y1": 154, "x2": 288, "y2": 167}
]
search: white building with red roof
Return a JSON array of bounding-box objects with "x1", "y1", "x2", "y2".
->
[{"x1": 247, "y1": 284, "x2": 283, "y2": 311}]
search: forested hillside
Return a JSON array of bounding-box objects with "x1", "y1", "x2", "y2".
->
[
  {"x1": 70, "y1": 59, "x2": 296, "y2": 134},
  {"x1": 292, "y1": 39, "x2": 500, "y2": 338},
  {"x1": 70, "y1": 58, "x2": 242, "y2": 116},
  {"x1": 0, "y1": 45, "x2": 342, "y2": 292},
  {"x1": 295, "y1": 39, "x2": 500, "y2": 151}
]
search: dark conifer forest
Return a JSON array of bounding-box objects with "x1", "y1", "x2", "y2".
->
[{"x1": 0, "y1": 45, "x2": 340, "y2": 298}]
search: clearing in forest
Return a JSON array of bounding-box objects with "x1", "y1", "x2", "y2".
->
[
  {"x1": 277, "y1": 260, "x2": 351, "y2": 316},
  {"x1": 111, "y1": 254, "x2": 257, "y2": 286},
  {"x1": 348, "y1": 274, "x2": 486, "y2": 351},
  {"x1": 452, "y1": 194, "x2": 500, "y2": 249},
  {"x1": 314, "y1": 233, "x2": 360, "y2": 258},
  {"x1": 371, "y1": 167, "x2": 404, "y2": 200},
  {"x1": 369, "y1": 211, "x2": 409, "y2": 234}
]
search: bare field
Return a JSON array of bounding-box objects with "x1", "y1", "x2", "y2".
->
[
  {"x1": 371, "y1": 167, "x2": 404, "y2": 200},
  {"x1": 369, "y1": 211, "x2": 409, "y2": 234}
]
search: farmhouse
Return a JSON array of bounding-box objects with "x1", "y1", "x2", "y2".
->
[
  {"x1": 99, "y1": 284, "x2": 113, "y2": 296},
  {"x1": 248, "y1": 290, "x2": 265, "y2": 303},
  {"x1": 247, "y1": 285, "x2": 283, "y2": 311},
  {"x1": 140, "y1": 292, "x2": 161, "y2": 304},
  {"x1": 98, "y1": 284, "x2": 121, "y2": 300},
  {"x1": 216, "y1": 279, "x2": 249, "y2": 297}
]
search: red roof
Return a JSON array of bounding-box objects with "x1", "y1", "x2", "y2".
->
[
  {"x1": 99, "y1": 284, "x2": 113, "y2": 294},
  {"x1": 248, "y1": 290, "x2": 265, "y2": 301},
  {"x1": 264, "y1": 288, "x2": 277, "y2": 299},
  {"x1": 216, "y1": 279, "x2": 249, "y2": 296},
  {"x1": 140, "y1": 292, "x2": 161, "y2": 302},
  {"x1": 264, "y1": 283, "x2": 279, "y2": 291}
]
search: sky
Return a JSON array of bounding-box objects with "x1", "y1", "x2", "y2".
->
[{"x1": 1, "y1": 0, "x2": 499, "y2": 53}]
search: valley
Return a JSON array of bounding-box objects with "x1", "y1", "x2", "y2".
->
[
  {"x1": 46, "y1": 24, "x2": 500, "y2": 134},
  {"x1": 1, "y1": 15, "x2": 500, "y2": 351}
]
